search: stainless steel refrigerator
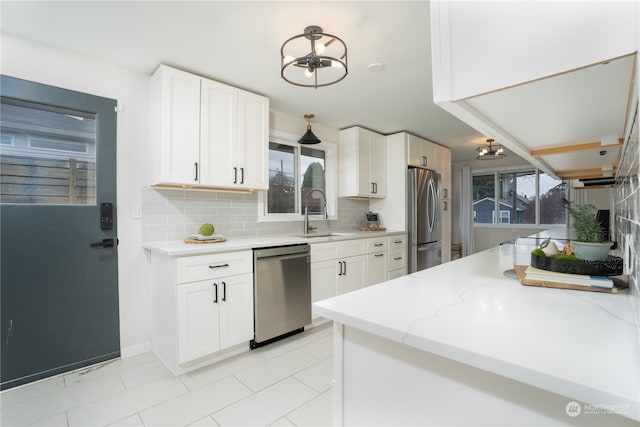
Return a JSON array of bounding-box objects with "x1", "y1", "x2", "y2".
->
[{"x1": 408, "y1": 167, "x2": 442, "y2": 272}]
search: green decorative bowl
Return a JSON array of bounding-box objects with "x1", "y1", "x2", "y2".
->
[{"x1": 530, "y1": 253, "x2": 623, "y2": 276}]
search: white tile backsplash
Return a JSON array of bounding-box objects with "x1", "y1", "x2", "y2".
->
[
  {"x1": 142, "y1": 188, "x2": 370, "y2": 242},
  {"x1": 613, "y1": 107, "x2": 639, "y2": 328}
]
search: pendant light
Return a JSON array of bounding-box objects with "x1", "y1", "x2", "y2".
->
[{"x1": 299, "y1": 114, "x2": 321, "y2": 145}]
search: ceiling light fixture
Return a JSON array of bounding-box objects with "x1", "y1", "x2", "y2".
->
[
  {"x1": 476, "y1": 138, "x2": 506, "y2": 160},
  {"x1": 281, "y1": 25, "x2": 348, "y2": 89},
  {"x1": 299, "y1": 114, "x2": 321, "y2": 145}
]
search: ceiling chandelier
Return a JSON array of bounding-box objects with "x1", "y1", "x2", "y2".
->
[
  {"x1": 476, "y1": 138, "x2": 506, "y2": 160},
  {"x1": 281, "y1": 25, "x2": 348, "y2": 89},
  {"x1": 299, "y1": 114, "x2": 321, "y2": 145}
]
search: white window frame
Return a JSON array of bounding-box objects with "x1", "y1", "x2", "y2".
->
[{"x1": 258, "y1": 129, "x2": 338, "y2": 222}]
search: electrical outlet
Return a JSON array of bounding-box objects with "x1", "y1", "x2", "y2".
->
[{"x1": 132, "y1": 205, "x2": 142, "y2": 219}]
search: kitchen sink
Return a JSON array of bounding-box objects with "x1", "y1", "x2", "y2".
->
[{"x1": 297, "y1": 232, "x2": 355, "y2": 238}]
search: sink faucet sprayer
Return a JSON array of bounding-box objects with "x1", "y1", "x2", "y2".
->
[{"x1": 303, "y1": 189, "x2": 328, "y2": 234}]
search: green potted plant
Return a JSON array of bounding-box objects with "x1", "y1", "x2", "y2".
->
[{"x1": 564, "y1": 200, "x2": 611, "y2": 261}]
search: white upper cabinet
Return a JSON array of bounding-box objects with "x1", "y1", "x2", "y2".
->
[
  {"x1": 339, "y1": 126, "x2": 386, "y2": 198},
  {"x1": 151, "y1": 66, "x2": 201, "y2": 185},
  {"x1": 149, "y1": 64, "x2": 269, "y2": 191},
  {"x1": 407, "y1": 134, "x2": 439, "y2": 169}
]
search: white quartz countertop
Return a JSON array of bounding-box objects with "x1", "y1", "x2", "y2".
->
[
  {"x1": 143, "y1": 230, "x2": 405, "y2": 256},
  {"x1": 314, "y1": 233, "x2": 640, "y2": 421}
]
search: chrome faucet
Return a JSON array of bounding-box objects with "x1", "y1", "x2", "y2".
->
[{"x1": 303, "y1": 188, "x2": 328, "y2": 235}]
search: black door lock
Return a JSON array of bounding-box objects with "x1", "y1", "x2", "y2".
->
[{"x1": 101, "y1": 203, "x2": 114, "y2": 230}]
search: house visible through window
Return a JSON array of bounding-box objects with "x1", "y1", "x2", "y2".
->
[
  {"x1": 472, "y1": 168, "x2": 565, "y2": 226},
  {"x1": 267, "y1": 142, "x2": 326, "y2": 215}
]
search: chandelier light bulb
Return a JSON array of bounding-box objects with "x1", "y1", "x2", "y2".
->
[
  {"x1": 283, "y1": 55, "x2": 295, "y2": 65},
  {"x1": 331, "y1": 60, "x2": 343, "y2": 69},
  {"x1": 315, "y1": 42, "x2": 326, "y2": 55},
  {"x1": 304, "y1": 68, "x2": 314, "y2": 79}
]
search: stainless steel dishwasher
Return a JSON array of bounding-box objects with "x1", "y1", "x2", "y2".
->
[{"x1": 251, "y1": 244, "x2": 311, "y2": 348}]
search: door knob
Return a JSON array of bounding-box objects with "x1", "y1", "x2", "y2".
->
[{"x1": 90, "y1": 238, "x2": 115, "y2": 248}]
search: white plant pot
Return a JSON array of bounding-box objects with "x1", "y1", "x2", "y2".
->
[{"x1": 571, "y1": 241, "x2": 612, "y2": 261}]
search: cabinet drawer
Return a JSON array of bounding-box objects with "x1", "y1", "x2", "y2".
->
[
  {"x1": 176, "y1": 251, "x2": 252, "y2": 284},
  {"x1": 339, "y1": 239, "x2": 367, "y2": 258},
  {"x1": 311, "y1": 239, "x2": 367, "y2": 262},
  {"x1": 388, "y1": 248, "x2": 408, "y2": 271},
  {"x1": 367, "y1": 237, "x2": 387, "y2": 253},
  {"x1": 388, "y1": 235, "x2": 407, "y2": 249},
  {"x1": 310, "y1": 242, "x2": 340, "y2": 263}
]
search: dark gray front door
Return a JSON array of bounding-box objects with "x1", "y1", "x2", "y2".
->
[{"x1": 0, "y1": 75, "x2": 120, "y2": 390}]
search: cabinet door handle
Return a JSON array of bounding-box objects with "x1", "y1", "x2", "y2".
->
[
  {"x1": 194, "y1": 162, "x2": 199, "y2": 181},
  {"x1": 375, "y1": 253, "x2": 384, "y2": 257},
  {"x1": 213, "y1": 283, "x2": 218, "y2": 303},
  {"x1": 338, "y1": 261, "x2": 343, "y2": 276},
  {"x1": 209, "y1": 263, "x2": 229, "y2": 269},
  {"x1": 222, "y1": 281, "x2": 226, "y2": 301},
  {"x1": 343, "y1": 261, "x2": 347, "y2": 275},
  {"x1": 443, "y1": 201, "x2": 448, "y2": 211},
  {"x1": 233, "y1": 167, "x2": 238, "y2": 184},
  {"x1": 240, "y1": 168, "x2": 244, "y2": 184}
]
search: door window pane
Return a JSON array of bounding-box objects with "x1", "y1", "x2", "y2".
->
[
  {"x1": 539, "y1": 173, "x2": 566, "y2": 224},
  {"x1": 0, "y1": 98, "x2": 97, "y2": 205},
  {"x1": 472, "y1": 174, "x2": 495, "y2": 224},
  {"x1": 498, "y1": 170, "x2": 535, "y2": 224},
  {"x1": 267, "y1": 143, "x2": 295, "y2": 213},
  {"x1": 300, "y1": 147, "x2": 326, "y2": 214}
]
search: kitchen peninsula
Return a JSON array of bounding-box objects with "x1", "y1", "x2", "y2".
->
[{"x1": 313, "y1": 232, "x2": 639, "y2": 426}]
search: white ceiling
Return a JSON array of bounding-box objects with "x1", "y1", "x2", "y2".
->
[{"x1": 0, "y1": 0, "x2": 489, "y2": 162}]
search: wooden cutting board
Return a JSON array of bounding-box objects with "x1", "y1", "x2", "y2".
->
[
  {"x1": 183, "y1": 237, "x2": 227, "y2": 244},
  {"x1": 514, "y1": 265, "x2": 618, "y2": 294}
]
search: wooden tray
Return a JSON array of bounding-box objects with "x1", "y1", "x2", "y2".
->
[
  {"x1": 514, "y1": 265, "x2": 618, "y2": 294},
  {"x1": 359, "y1": 226, "x2": 386, "y2": 231},
  {"x1": 184, "y1": 237, "x2": 227, "y2": 244}
]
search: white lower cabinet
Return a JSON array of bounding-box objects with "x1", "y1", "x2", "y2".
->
[
  {"x1": 176, "y1": 272, "x2": 253, "y2": 364},
  {"x1": 311, "y1": 235, "x2": 407, "y2": 320},
  {"x1": 366, "y1": 252, "x2": 387, "y2": 286},
  {"x1": 150, "y1": 250, "x2": 254, "y2": 374},
  {"x1": 387, "y1": 234, "x2": 408, "y2": 279}
]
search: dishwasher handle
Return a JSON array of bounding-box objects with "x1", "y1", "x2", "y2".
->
[{"x1": 256, "y1": 253, "x2": 310, "y2": 262}]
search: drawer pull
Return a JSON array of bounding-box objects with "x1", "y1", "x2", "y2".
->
[
  {"x1": 375, "y1": 253, "x2": 384, "y2": 257},
  {"x1": 374, "y1": 243, "x2": 384, "y2": 247},
  {"x1": 394, "y1": 257, "x2": 403, "y2": 261},
  {"x1": 209, "y1": 263, "x2": 230, "y2": 269},
  {"x1": 393, "y1": 240, "x2": 403, "y2": 244}
]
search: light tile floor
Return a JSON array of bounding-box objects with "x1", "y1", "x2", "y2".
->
[{"x1": 0, "y1": 323, "x2": 333, "y2": 427}]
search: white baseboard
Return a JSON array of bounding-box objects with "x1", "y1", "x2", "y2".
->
[{"x1": 120, "y1": 341, "x2": 152, "y2": 359}]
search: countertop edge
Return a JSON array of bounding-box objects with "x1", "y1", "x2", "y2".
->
[
  {"x1": 143, "y1": 230, "x2": 407, "y2": 256},
  {"x1": 313, "y1": 300, "x2": 640, "y2": 421}
]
